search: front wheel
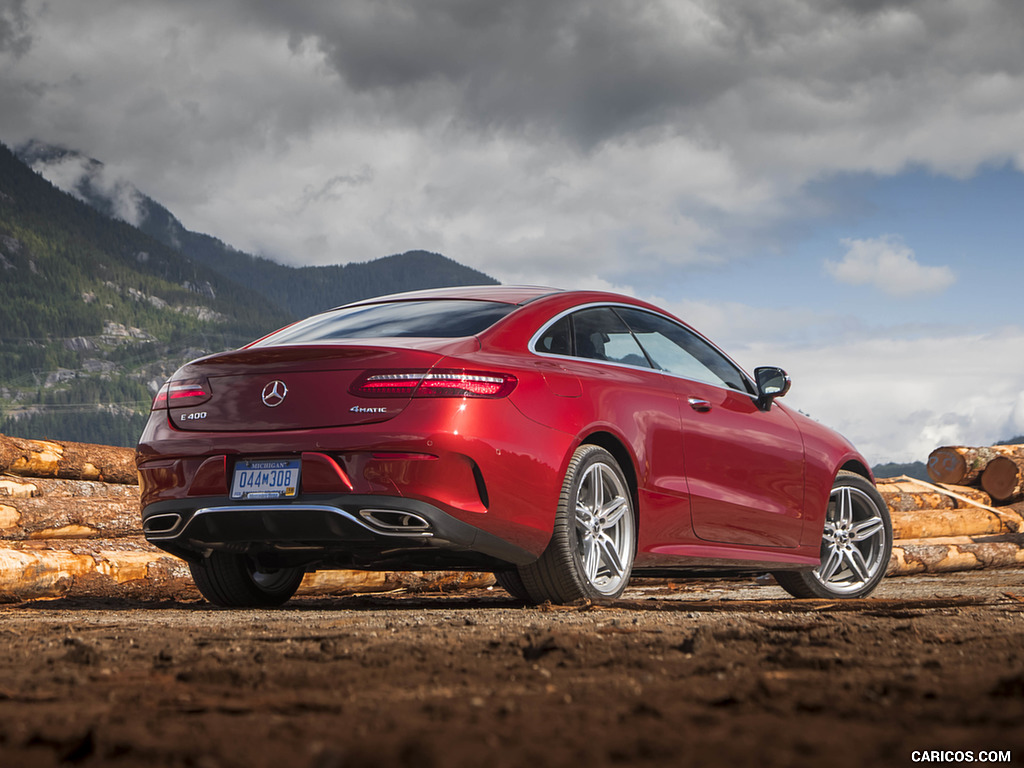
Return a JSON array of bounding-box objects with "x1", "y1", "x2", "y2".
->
[
  {"x1": 516, "y1": 445, "x2": 636, "y2": 604},
  {"x1": 774, "y1": 470, "x2": 892, "y2": 599},
  {"x1": 189, "y1": 553, "x2": 305, "y2": 607}
]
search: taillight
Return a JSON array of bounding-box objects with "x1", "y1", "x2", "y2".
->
[
  {"x1": 418, "y1": 371, "x2": 518, "y2": 398},
  {"x1": 351, "y1": 372, "x2": 425, "y2": 398},
  {"x1": 151, "y1": 378, "x2": 212, "y2": 410},
  {"x1": 351, "y1": 369, "x2": 518, "y2": 399}
]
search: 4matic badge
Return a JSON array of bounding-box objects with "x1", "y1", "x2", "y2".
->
[{"x1": 350, "y1": 406, "x2": 388, "y2": 414}]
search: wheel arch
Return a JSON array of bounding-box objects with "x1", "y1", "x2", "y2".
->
[
  {"x1": 839, "y1": 459, "x2": 873, "y2": 483},
  {"x1": 515, "y1": 430, "x2": 640, "y2": 603},
  {"x1": 578, "y1": 430, "x2": 641, "y2": 524}
]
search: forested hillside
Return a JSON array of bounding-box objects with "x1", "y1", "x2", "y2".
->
[
  {"x1": 135, "y1": 209, "x2": 498, "y2": 317},
  {"x1": 17, "y1": 142, "x2": 498, "y2": 319},
  {"x1": 0, "y1": 142, "x2": 499, "y2": 446},
  {"x1": 0, "y1": 143, "x2": 296, "y2": 445}
]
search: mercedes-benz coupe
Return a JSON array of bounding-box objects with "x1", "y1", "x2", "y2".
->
[{"x1": 137, "y1": 286, "x2": 892, "y2": 606}]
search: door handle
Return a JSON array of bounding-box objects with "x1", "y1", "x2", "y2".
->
[{"x1": 688, "y1": 397, "x2": 712, "y2": 413}]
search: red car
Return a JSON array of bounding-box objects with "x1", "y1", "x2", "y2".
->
[{"x1": 137, "y1": 286, "x2": 892, "y2": 607}]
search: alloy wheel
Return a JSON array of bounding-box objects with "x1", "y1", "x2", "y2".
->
[
  {"x1": 812, "y1": 484, "x2": 888, "y2": 594},
  {"x1": 573, "y1": 460, "x2": 634, "y2": 596}
]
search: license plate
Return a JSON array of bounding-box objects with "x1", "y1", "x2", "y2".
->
[{"x1": 230, "y1": 459, "x2": 300, "y2": 500}]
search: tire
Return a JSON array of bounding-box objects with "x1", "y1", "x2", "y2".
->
[
  {"x1": 189, "y1": 552, "x2": 305, "y2": 607},
  {"x1": 493, "y1": 569, "x2": 531, "y2": 601},
  {"x1": 517, "y1": 445, "x2": 636, "y2": 604},
  {"x1": 774, "y1": 470, "x2": 892, "y2": 599}
]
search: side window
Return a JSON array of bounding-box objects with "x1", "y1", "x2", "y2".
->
[
  {"x1": 616, "y1": 308, "x2": 752, "y2": 393},
  {"x1": 570, "y1": 308, "x2": 652, "y2": 369},
  {"x1": 534, "y1": 315, "x2": 572, "y2": 356}
]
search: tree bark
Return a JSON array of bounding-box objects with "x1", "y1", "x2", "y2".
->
[
  {"x1": 0, "y1": 434, "x2": 136, "y2": 484},
  {"x1": 890, "y1": 507, "x2": 1023, "y2": 539},
  {"x1": 0, "y1": 475, "x2": 38, "y2": 499},
  {"x1": 888, "y1": 534, "x2": 1024, "y2": 575},
  {"x1": 1, "y1": 537, "x2": 498, "y2": 603},
  {"x1": 297, "y1": 570, "x2": 495, "y2": 596},
  {"x1": 1, "y1": 474, "x2": 141, "y2": 499},
  {"x1": 0, "y1": 541, "x2": 194, "y2": 602},
  {"x1": 0, "y1": 497, "x2": 141, "y2": 539},
  {"x1": 876, "y1": 480, "x2": 992, "y2": 512},
  {"x1": 981, "y1": 456, "x2": 1024, "y2": 503},
  {"x1": 926, "y1": 445, "x2": 1024, "y2": 485}
]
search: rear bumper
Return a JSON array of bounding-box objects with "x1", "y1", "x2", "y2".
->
[
  {"x1": 141, "y1": 493, "x2": 538, "y2": 571},
  {"x1": 137, "y1": 395, "x2": 574, "y2": 560}
]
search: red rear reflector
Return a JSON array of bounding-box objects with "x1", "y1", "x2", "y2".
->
[
  {"x1": 351, "y1": 369, "x2": 517, "y2": 399},
  {"x1": 370, "y1": 452, "x2": 438, "y2": 461}
]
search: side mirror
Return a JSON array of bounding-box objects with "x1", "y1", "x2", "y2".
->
[{"x1": 754, "y1": 366, "x2": 791, "y2": 410}]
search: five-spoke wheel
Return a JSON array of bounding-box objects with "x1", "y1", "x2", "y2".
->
[
  {"x1": 775, "y1": 470, "x2": 892, "y2": 599},
  {"x1": 510, "y1": 444, "x2": 636, "y2": 603},
  {"x1": 573, "y1": 459, "x2": 633, "y2": 595}
]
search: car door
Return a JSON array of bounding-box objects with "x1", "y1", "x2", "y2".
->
[
  {"x1": 615, "y1": 308, "x2": 807, "y2": 549},
  {"x1": 532, "y1": 306, "x2": 691, "y2": 517}
]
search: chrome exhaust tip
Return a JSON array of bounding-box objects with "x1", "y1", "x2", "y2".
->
[
  {"x1": 143, "y1": 512, "x2": 183, "y2": 536},
  {"x1": 358, "y1": 508, "x2": 432, "y2": 535}
]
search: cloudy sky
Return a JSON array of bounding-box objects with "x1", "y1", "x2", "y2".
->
[{"x1": 3, "y1": 0, "x2": 1024, "y2": 464}]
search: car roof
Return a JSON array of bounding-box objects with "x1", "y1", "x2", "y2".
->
[{"x1": 340, "y1": 284, "x2": 565, "y2": 308}]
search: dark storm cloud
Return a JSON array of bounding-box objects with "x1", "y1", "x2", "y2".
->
[
  {"x1": 0, "y1": 0, "x2": 32, "y2": 56},
  {"x1": 5, "y1": 0, "x2": 1024, "y2": 265},
  {"x1": 196, "y1": 0, "x2": 1024, "y2": 155},
  {"x1": 235, "y1": 0, "x2": 746, "y2": 146},
  {"x1": 9, "y1": 0, "x2": 1024, "y2": 168}
]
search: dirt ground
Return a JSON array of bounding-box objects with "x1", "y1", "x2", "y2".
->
[{"x1": 1, "y1": 569, "x2": 1023, "y2": 768}]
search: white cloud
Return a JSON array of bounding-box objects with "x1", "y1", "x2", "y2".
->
[
  {"x1": 634, "y1": 289, "x2": 1024, "y2": 466},
  {"x1": 27, "y1": 151, "x2": 145, "y2": 226},
  {"x1": 824, "y1": 236, "x2": 956, "y2": 296},
  {"x1": 735, "y1": 327, "x2": 1024, "y2": 464}
]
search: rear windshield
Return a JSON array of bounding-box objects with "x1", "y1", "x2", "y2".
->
[{"x1": 252, "y1": 300, "x2": 517, "y2": 346}]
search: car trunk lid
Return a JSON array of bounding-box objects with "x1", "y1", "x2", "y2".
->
[{"x1": 165, "y1": 342, "x2": 461, "y2": 432}]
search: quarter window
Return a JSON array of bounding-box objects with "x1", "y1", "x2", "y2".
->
[
  {"x1": 534, "y1": 315, "x2": 572, "y2": 356},
  {"x1": 569, "y1": 308, "x2": 652, "y2": 369}
]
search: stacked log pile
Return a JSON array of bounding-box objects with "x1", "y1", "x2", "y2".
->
[
  {"x1": 5, "y1": 431, "x2": 1022, "y2": 599},
  {"x1": 883, "y1": 443, "x2": 1024, "y2": 575},
  {"x1": 0, "y1": 433, "x2": 493, "y2": 603}
]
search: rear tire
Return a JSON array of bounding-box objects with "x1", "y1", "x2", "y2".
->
[
  {"x1": 189, "y1": 553, "x2": 304, "y2": 607},
  {"x1": 493, "y1": 569, "x2": 531, "y2": 601},
  {"x1": 774, "y1": 471, "x2": 892, "y2": 599},
  {"x1": 517, "y1": 445, "x2": 636, "y2": 604}
]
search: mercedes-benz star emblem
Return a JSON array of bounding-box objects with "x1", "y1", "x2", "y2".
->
[{"x1": 261, "y1": 380, "x2": 288, "y2": 407}]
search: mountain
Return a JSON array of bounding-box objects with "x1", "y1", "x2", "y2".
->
[
  {"x1": 16, "y1": 141, "x2": 498, "y2": 318},
  {"x1": 1, "y1": 141, "x2": 498, "y2": 446},
  {"x1": 0, "y1": 142, "x2": 300, "y2": 445},
  {"x1": 871, "y1": 461, "x2": 928, "y2": 481}
]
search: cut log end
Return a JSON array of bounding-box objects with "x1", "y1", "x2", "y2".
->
[
  {"x1": 927, "y1": 444, "x2": 1024, "y2": 487},
  {"x1": 927, "y1": 447, "x2": 968, "y2": 485},
  {"x1": 981, "y1": 456, "x2": 1024, "y2": 503}
]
